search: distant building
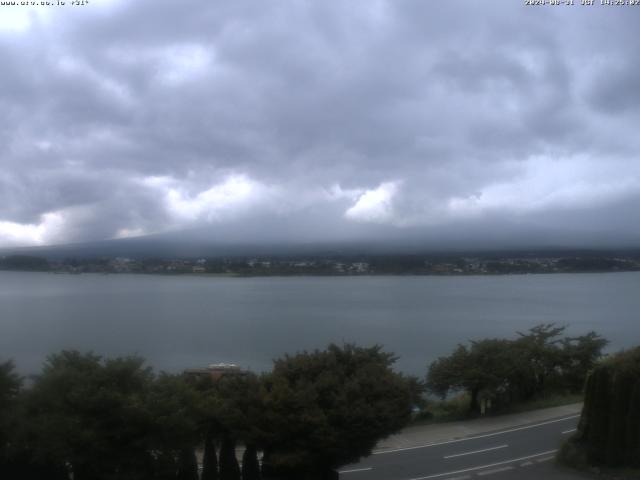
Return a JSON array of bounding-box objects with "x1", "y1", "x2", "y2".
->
[
  {"x1": 351, "y1": 262, "x2": 369, "y2": 273},
  {"x1": 183, "y1": 363, "x2": 248, "y2": 382},
  {"x1": 293, "y1": 261, "x2": 312, "y2": 267}
]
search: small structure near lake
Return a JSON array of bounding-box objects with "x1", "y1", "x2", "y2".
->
[{"x1": 183, "y1": 363, "x2": 248, "y2": 381}]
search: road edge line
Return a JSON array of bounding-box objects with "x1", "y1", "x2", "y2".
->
[
  {"x1": 373, "y1": 415, "x2": 579, "y2": 455},
  {"x1": 407, "y1": 449, "x2": 558, "y2": 480}
]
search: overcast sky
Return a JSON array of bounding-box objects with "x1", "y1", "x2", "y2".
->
[{"x1": 1, "y1": 0, "x2": 639, "y2": 249}]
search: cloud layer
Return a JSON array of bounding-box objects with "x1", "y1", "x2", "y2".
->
[{"x1": 1, "y1": 1, "x2": 639, "y2": 248}]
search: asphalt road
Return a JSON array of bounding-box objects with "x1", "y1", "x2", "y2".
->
[{"x1": 339, "y1": 414, "x2": 581, "y2": 480}]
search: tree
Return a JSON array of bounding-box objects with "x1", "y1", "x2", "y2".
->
[
  {"x1": 201, "y1": 429, "x2": 219, "y2": 480},
  {"x1": 25, "y1": 351, "x2": 156, "y2": 480},
  {"x1": 563, "y1": 347, "x2": 640, "y2": 469},
  {"x1": 146, "y1": 373, "x2": 206, "y2": 478},
  {"x1": 0, "y1": 360, "x2": 20, "y2": 403},
  {"x1": 18, "y1": 351, "x2": 210, "y2": 480},
  {"x1": 259, "y1": 344, "x2": 414, "y2": 479},
  {"x1": 427, "y1": 324, "x2": 608, "y2": 414},
  {"x1": 426, "y1": 344, "x2": 469, "y2": 399},
  {"x1": 0, "y1": 361, "x2": 22, "y2": 477},
  {"x1": 214, "y1": 373, "x2": 264, "y2": 480},
  {"x1": 0, "y1": 361, "x2": 21, "y2": 439},
  {"x1": 559, "y1": 332, "x2": 608, "y2": 392},
  {"x1": 427, "y1": 340, "x2": 515, "y2": 413},
  {"x1": 1, "y1": 359, "x2": 68, "y2": 480},
  {"x1": 241, "y1": 445, "x2": 261, "y2": 480},
  {"x1": 511, "y1": 324, "x2": 566, "y2": 399},
  {"x1": 219, "y1": 434, "x2": 241, "y2": 480},
  {"x1": 187, "y1": 374, "x2": 223, "y2": 480}
]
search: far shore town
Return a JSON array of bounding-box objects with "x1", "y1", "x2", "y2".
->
[{"x1": 2, "y1": 252, "x2": 640, "y2": 276}]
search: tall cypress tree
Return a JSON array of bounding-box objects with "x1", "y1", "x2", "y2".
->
[
  {"x1": 625, "y1": 382, "x2": 640, "y2": 467},
  {"x1": 241, "y1": 444, "x2": 261, "y2": 480},
  {"x1": 202, "y1": 429, "x2": 219, "y2": 480},
  {"x1": 176, "y1": 447, "x2": 199, "y2": 480},
  {"x1": 606, "y1": 370, "x2": 634, "y2": 465},
  {"x1": 572, "y1": 347, "x2": 640, "y2": 469},
  {"x1": 219, "y1": 434, "x2": 241, "y2": 480}
]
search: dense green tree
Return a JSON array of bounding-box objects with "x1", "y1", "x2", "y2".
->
[
  {"x1": 0, "y1": 361, "x2": 22, "y2": 477},
  {"x1": 15, "y1": 353, "x2": 208, "y2": 480},
  {"x1": 259, "y1": 344, "x2": 414, "y2": 479},
  {"x1": 24, "y1": 351, "x2": 156, "y2": 480},
  {"x1": 146, "y1": 373, "x2": 203, "y2": 450},
  {"x1": 426, "y1": 345, "x2": 469, "y2": 400},
  {"x1": 558, "y1": 332, "x2": 608, "y2": 392},
  {"x1": 427, "y1": 325, "x2": 608, "y2": 413},
  {"x1": 210, "y1": 373, "x2": 265, "y2": 480},
  {"x1": 193, "y1": 372, "x2": 265, "y2": 480},
  {"x1": 510, "y1": 324, "x2": 566, "y2": 399},
  {"x1": 427, "y1": 339, "x2": 515, "y2": 413},
  {"x1": 511, "y1": 324, "x2": 607, "y2": 398},
  {"x1": 563, "y1": 347, "x2": 640, "y2": 469},
  {"x1": 1, "y1": 359, "x2": 68, "y2": 480},
  {"x1": 0, "y1": 360, "x2": 20, "y2": 404},
  {"x1": 0, "y1": 361, "x2": 21, "y2": 440},
  {"x1": 185, "y1": 371, "x2": 229, "y2": 478}
]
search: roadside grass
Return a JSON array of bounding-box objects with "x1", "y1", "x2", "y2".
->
[
  {"x1": 411, "y1": 392, "x2": 583, "y2": 426},
  {"x1": 500, "y1": 392, "x2": 583, "y2": 415},
  {"x1": 411, "y1": 393, "x2": 471, "y2": 425}
]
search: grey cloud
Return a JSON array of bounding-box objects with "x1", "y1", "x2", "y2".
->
[
  {"x1": 588, "y1": 63, "x2": 640, "y2": 115},
  {"x1": 1, "y1": 0, "x2": 640, "y2": 247}
]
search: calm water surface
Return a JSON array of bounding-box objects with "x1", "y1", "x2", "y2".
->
[{"x1": 1, "y1": 271, "x2": 639, "y2": 375}]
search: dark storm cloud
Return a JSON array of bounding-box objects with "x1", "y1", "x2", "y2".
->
[{"x1": 1, "y1": 0, "x2": 639, "y2": 247}]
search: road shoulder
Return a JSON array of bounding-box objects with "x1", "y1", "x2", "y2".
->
[{"x1": 374, "y1": 403, "x2": 583, "y2": 453}]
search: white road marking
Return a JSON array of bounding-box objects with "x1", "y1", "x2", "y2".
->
[
  {"x1": 520, "y1": 461, "x2": 533, "y2": 466},
  {"x1": 477, "y1": 466, "x2": 514, "y2": 476},
  {"x1": 374, "y1": 415, "x2": 579, "y2": 455},
  {"x1": 444, "y1": 444, "x2": 508, "y2": 459},
  {"x1": 561, "y1": 428, "x2": 577, "y2": 434},
  {"x1": 338, "y1": 467, "x2": 373, "y2": 474},
  {"x1": 444, "y1": 476, "x2": 471, "y2": 480},
  {"x1": 407, "y1": 449, "x2": 558, "y2": 480},
  {"x1": 535, "y1": 456, "x2": 555, "y2": 463}
]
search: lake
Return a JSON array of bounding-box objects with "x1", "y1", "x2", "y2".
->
[{"x1": 1, "y1": 271, "x2": 639, "y2": 376}]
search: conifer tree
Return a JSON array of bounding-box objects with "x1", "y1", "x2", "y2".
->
[
  {"x1": 176, "y1": 448, "x2": 199, "y2": 480},
  {"x1": 219, "y1": 434, "x2": 241, "y2": 480},
  {"x1": 571, "y1": 347, "x2": 640, "y2": 468},
  {"x1": 241, "y1": 444, "x2": 261, "y2": 480},
  {"x1": 202, "y1": 429, "x2": 219, "y2": 480}
]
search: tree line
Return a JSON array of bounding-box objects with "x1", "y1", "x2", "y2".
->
[
  {"x1": 426, "y1": 324, "x2": 608, "y2": 414},
  {"x1": 0, "y1": 325, "x2": 608, "y2": 479},
  {"x1": 0, "y1": 345, "x2": 418, "y2": 480}
]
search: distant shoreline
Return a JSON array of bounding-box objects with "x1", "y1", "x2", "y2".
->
[
  {"x1": 2, "y1": 252, "x2": 640, "y2": 277},
  {"x1": 2, "y1": 269, "x2": 640, "y2": 278}
]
